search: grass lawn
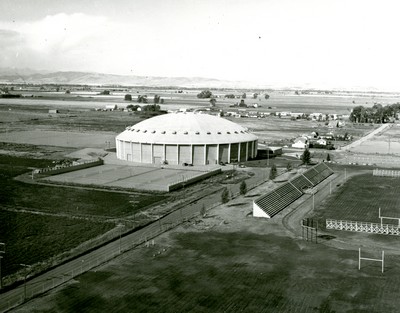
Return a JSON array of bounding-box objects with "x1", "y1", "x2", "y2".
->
[
  {"x1": 0, "y1": 210, "x2": 114, "y2": 277},
  {"x1": 0, "y1": 155, "x2": 166, "y2": 279},
  {"x1": 312, "y1": 173, "x2": 400, "y2": 224},
  {"x1": 26, "y1": 231, "x2": 400, "y2": 313},
  {"x1": 0, "y1": 155, "x2": 167, "y2": 217}
]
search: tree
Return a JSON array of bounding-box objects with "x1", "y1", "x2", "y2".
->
[
  {"x1": 209, "y1": 98, "x2": 217, "y2": 107},
  {"x1": 137, "y1": 95, "x2": 148, "y2": 103},
  {"x1": 197, "y1": 90, "x2": 213, "y2": 99},
  {"x1": 326, "y1": 153, "x2": 331, "y2": 162},
  {"x1": 286, "y1": 162, "x2": 292, "y2": 172},
  {"x1": 239, "y1": 99, "x2": 246, "y2": 107},
  {"x1": 154, "y1": 94, "x2": 160, "y2": 104},
  {"x1": 239, "y1": 181, "x2": 247, "y2": 195},
  {"x1": 142, "y1": 104, "x2": 160, "y2": 112},
  {"x1": 301, "y1": 148, "x2": 311, "y2": 165},
  {"x1": 225, "y1": 94, "x2": 235, "y2": 99},
  {"x1": 124, "y1": 94, "x2": 132, "y2": 101},
  {"x1": 221, "y1": 187, "x2": 230, "y2": 203},
  {"x1": 253, "y1": 93, "x2": 258, "y2": 99},
  {"x1": 269, "y1": 164, "x2": 277, "y2": 180},
  {"x1": 264, "y1": 94, "x2": 270, "y2": 100},
  {"x1": 126, "y1": 104, "x2": 140, "y2": 111},
  {"x1": 242, "y1": 92, "x2": 247, "y2": 99}
]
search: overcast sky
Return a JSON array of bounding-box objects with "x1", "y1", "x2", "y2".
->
[{"x1": 0, "y1": 0, "x2": 399, "y2": 90}]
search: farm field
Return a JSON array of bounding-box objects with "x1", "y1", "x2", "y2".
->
[
  {"x1": 0, "y1": 210, "x2": 114, "y2": 281},
  {"x1": 312, "y1": 173, "x2": 400, "y2": 224},
  {"x1": 0, "y1": 154, "x2": 168, "y2": 280},
  {"x1": 0, "y1": 91, "x2": 384, "y2": 149}
]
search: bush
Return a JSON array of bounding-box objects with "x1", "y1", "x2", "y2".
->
[
  {"x1": 269, "y1": 164, "x2": 277, "y2": 180},
  {"x1": 197, "y1": 90, "x2": 213, "y2": 99},
  {"x1": 301, "y1": 148, "x2": 311, "y2": 165},
  {"x1": 221, "y1": 188, "x2": 230, "y2": 203},
  {"x1": 239, "y1": 181, "x2": 247, "y2": 195}
]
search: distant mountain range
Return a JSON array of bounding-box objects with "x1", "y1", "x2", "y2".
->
[
  {"x1": 0, "y1": 68, "x2": 397, "y2": 92},
  {"x1": 0, "y1": 68, "x2": 257, "y2": 89}
]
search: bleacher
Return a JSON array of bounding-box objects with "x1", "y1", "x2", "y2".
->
[
  {"x1": 302, "y1": 163, "x2": 333, "y2": 186},
  {"x1": 290, "y1": 175, "x2": 313, "y2": 191},
  {"x1": 254, "y1": 182, "x2": 303, "y2": 218},
  {"x1": 253, "y1": 163, "x2": 334, "y2": 218}
]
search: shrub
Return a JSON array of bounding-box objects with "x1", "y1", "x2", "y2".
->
[
  {"x1": 240, "y1": 181, "x2": 247, "y2": 195},
  {"x1": 221, "y1": 188, "x2": 229, "y2": 203},
  {"x1": 269, "y1": 164, "x2": 277, "y2": 180}
]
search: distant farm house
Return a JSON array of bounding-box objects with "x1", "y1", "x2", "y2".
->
[
  {"x1": 105, "y1": 104, "x2": 117, "y2": 111},
  {"x1": 292, "y1": 137, "x2": 309, "y2": 149},
  {"x1": 48, "y1": 109, "x2": 59, "y2": 114}
]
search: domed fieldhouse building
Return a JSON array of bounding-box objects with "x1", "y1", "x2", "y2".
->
[{"x1": 115, "y1": 112, "x2": 258, "y2": 166}]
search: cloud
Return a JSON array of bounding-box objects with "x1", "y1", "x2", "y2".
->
[{"x1": 19, "y1": 13, "x2": 109, "y2": 54}]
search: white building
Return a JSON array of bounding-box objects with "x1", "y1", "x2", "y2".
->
[
  {"x1": 292, "y1": 137, "x2": 309, "y2": 149},
  {"x1": 116, "y1": 112, "x2": 258, "y2": 165}
]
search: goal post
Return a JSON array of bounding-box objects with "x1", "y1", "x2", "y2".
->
[{"x1": 358, "y1": 248, "x2": 384, "y2": 273}]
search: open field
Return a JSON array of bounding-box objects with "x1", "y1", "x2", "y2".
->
[
  {"x1": 0, "y1": 210, "x2": 114, "y2": 279},
  {"x1": 4, "y1": 89, "x2": 400, "y2": 114},
  {"x1": 0, "y1": 92, "x2": 385, "y2": 149},
  {"x1": 0, "y1": 155, "x2": 168, "y2": 279},
  {"x1": 16, "y1": 185, "x2": 400, "y2": 313},
  {"x1": 43, "y1": 163, "x2": 221, "y2": 192},
  {"x1": 312, "y1": 173, "x2": 400, "y2": 224}
]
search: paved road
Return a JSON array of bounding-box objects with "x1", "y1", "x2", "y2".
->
[{"x1": 0, "y1": 167, "x2": 269, "y2": 313}]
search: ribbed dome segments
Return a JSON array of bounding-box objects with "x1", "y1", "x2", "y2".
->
[{"x1": 116, "y1": 112, "x2": 257, "y2": 145}]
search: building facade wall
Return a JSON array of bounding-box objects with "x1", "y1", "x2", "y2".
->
[{"x1": 115, "y1": 139, "x2": 258, "y2": 165}]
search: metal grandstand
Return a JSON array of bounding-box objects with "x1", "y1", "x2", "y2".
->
[{"x1": 253, "y1": 163, "x2": 334, "y2": 218}]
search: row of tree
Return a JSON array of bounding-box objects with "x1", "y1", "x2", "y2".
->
[
  {"x1": 197, "y1": 90, "x2": 270, "y2": 100},
  {"x1": 124, "y1": 94, "x2": 164, "y2": 104},
  {"x1": 350, "y1": 103, "x2": 400, "y2": 123}
]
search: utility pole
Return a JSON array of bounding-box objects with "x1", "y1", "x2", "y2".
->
[
  {"x1": 117, "y1": 223, "x2": 124, "y2": 254},
  {"x1": 0, "y1": 242, "x2": 4, "y2": 290},
  {"x1": 20, "y1": 263, "x2": 31, "y2": 300}
]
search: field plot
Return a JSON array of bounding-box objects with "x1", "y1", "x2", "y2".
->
[
  {"x1": 0, "y1": 210, "x2": 113, "y2": 278},
  {"x1": 0, "y1": 130, "x2": 117, "y2": 149},
  {"x1": 312, "y1": 173, "x2": 400, "y2": 223},
  {"x1": 20, "y1": 230, "x2": 400, "y2": 313},
  {"x1": 337, "y1": 153, "x2": 400, "y2": 167},
  {"x1": 0, "y1": 155, "x2": 165, "y2": 279},
  {"x1": 348, "y1": 124, "x2": 400, "y2": 155},
  {"x1": 44, "y1": 164, "x2": 220, "y2": 191}
]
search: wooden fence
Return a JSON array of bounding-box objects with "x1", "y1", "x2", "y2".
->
[
  {"x1": 326, "y1": 219, "x2": 400, "y2": 236},
  {"x1": 372, "y1": 169, "x2": 400, "y2": 178}
]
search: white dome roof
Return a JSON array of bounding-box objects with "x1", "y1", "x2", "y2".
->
[{"x1": 116, "y1": 112, "x2": 258, "y2": 144}]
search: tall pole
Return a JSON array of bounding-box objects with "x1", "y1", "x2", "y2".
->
[
  {"x1": 312, "y1": 193, "x2": 315, "y2": 211},
  {"x1": 0, "y1": 243, "x2": 5, "y2": 290},
  {"x1": 0, "y1": 256, "x2": 2, "y2": 290},
  {"x1": 20, "y1": 264, "x2": 31, "y2": 300}
]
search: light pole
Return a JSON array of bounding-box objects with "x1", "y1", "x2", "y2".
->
[
  {"x1": 312, "y1": 192, "x2": 315, "y2": 211},
  {"x1": 20, "y1": 263, "x2": 31, "y2": 300},
  {"x1": 0, "y1": 242, "x2": 4, "y2": 290},
  {"x1": 117, "y1": 223, "x2": 124, "y2": 253}
]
